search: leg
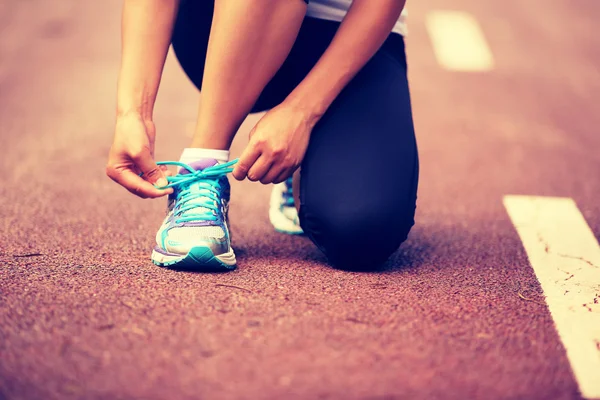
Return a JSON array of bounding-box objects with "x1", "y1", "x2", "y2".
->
[
  {"x1": 172, "y1": 10, "x2": 336, "y2": 113},
  {"x1": 173, "y1": 8, "x2": 418, "y2": 268},
  {"x1": 172, "y1": 0, "x2": 307, "y2": 150},
  {"x1": 158, "y1": 0, "x2": 309, "y2": 271},
  {"x1": 299, "y1": 34, "x2": 419, "y2": 269}
]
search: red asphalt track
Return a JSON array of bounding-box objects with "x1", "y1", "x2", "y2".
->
[{"x1": 1, "y1": 1, "x2": 599, "y2": 399}]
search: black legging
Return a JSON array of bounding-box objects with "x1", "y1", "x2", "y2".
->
[{"x1": 172, "y1": 1, "x2": 419, "y2": 269}]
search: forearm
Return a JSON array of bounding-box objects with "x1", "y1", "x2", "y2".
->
[
  {"x1": 117, "y1": 0, "x2": 179, "y2": 120},
  {"x1": 284, "y1": 0, "x2": 406, "y2": 122}
]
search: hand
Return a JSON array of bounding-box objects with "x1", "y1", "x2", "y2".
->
[
  {"x1": 106, "y1": 113, "x2": 173, "y2": 198},
  {"x1": 232, "y1": 103, "x2": 316, "y2": 184}
]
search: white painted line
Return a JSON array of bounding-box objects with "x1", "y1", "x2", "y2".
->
[
  {"x1": 425, "y1": 10, "x2": 494, "y2": 71},
  {"x1": 504, "y1": 195, "x2": 600, "y2": 399}
]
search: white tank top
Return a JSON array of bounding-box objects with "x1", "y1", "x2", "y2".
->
[{"x1": 306, "y1": 0, "x2": 407, "y2": 36}]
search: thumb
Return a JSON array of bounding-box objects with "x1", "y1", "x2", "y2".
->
[
  {"x1": 248, "y1": 124, "x2": 257, "y2": 139},
  {"x1": 134, "y1": 148, "x2": 169, "y2": 188}
]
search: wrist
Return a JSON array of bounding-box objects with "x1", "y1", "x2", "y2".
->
[
  {"x1": 117, "y1": 84, "x2": 155, "y2": 122},
  {"x1": 116, "y1": 108, "x2": 142, "y2": 119},
  {"x1": 115, "y1": 110, "x2": 155, "y2": 133},
  {"x1": 283, "y1": 90, "x2": 330, "y2": 128},
  {"x1": 116, "y1": 107, "x2": 154, "y2": 126}
]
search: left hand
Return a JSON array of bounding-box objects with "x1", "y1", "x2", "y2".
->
[{"x1": 232, "y1": 102, "x2": 317, "y2": 184}]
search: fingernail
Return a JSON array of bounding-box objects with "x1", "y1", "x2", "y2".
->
[{"x1": 157, "y1": 178, "x2": 168, "y2": 187}]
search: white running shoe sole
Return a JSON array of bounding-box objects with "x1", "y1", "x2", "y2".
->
[
  {"x1": 269, "y1": 182, "x2": 303, "y2": 235},
  {"x1": 151, "y1": 246, "x2": 236, "y2": 271}
]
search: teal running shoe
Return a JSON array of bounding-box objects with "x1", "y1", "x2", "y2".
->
[
  {"x1": 269, "y1": 176, "x2": 303, "y2": 235},
  {"x1": 151, "y1": 158, "x2": 237, "y2": 271}
]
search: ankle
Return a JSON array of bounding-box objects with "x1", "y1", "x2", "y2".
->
[
  {"x1": 191, "y1": 122, "x2": 237, "y2": 150},
  {"x1": 179, "y1": 148, "x2": 230, "y2": 165}
]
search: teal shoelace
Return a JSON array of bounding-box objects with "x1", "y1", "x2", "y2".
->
[
  {"x1": 283, "y1": 177, "x2": 295, "y2": 207},
  {"x1": 156, "y1": 159, "x2": 238, "y2": 224}
]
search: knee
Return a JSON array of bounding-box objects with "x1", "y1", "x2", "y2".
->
[{"x1": 301, "y1": 202, "x2": 414, "y2": 270}]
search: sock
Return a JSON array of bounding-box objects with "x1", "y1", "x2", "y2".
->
[{"x1": 179, "y1": 148, "x2": 230, "y2": 165}]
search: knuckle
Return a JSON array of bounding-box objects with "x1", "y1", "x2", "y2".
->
[
  {"x1": 130, "y1": 148, "x2": 146, "y2": 161},
  {"x1": 237, "y1": 162, "x2": 250, "y2": 172},
  {"x1": 143, "y1": 166, "x2": 160, "y2": 178},
  {"x1": 130, "y1": 153, "x2": 142, "y2": 162},
  {"x1": 282, "y1": 157, "x2": 295, "y2": 168},
  {"x1": 271, "y1": 147, "x2": 285, "y2": 157}
]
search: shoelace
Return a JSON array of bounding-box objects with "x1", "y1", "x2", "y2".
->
[
  {"x1": 283, "y1": 177, "x2": 295, "y2": 207},
  {"x1": 156, "y1": 159, "x2": 238, "y2": 224}
]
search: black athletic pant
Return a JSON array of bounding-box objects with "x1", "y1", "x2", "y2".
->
[{"x1": 172, "y1": 1, "x2": 419, "y2": 269}]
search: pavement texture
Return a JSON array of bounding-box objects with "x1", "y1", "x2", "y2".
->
[{"x1": 1, "y1": 0, "x2": 599, "y2": 399}]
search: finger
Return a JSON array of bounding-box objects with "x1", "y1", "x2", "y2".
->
[
  {"x1": 106, "y1": 167, "x2": 172, "y2": 198},
  {"x1": 133, "y1": 147, "x2": 170, "y2": 189},
  {"x1": 159, "y1": 165, "x2": 174, "y2": 177},
  {"x1": 233, "y1": 144, "x2": 261, "y2": 181},
  {"x1": 247, "y1": 155, "x2": 272, "y2": 182},
  {"x1": 260, "y1": 164, "x2": 285, "y2": 185},
  {"x1": 273, "y1": 168, "x2": 294, "y2": 184}
]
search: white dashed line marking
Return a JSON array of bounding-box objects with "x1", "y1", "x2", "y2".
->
[
  {"x1": 504, "y1": 195, "x2": 600, "y2": 399},
  {"x1": 425, "y1": 10, "x2": 495, "y2": 71}
]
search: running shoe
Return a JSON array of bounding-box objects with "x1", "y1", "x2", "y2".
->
[
  {"x1": 151, "y1": 158, "x2": 237, "y2": 271},
  {"x1": 269, "y1": 176, "x2": 303, "y2": 235}
]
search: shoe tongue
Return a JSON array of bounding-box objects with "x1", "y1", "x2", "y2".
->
[
  {"x1": 174, "y1": 158, "x2": 220, "y2": 219},
  {"x1": 178, "y1": 158, "x2": 219, "y2": 175}
]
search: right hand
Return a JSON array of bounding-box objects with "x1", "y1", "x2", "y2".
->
[{"x1": 106, "y1": 113, "x2": 173, "y2": 199}]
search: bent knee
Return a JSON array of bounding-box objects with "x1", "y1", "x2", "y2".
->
[{"x1": 301, "y1": 204, "x2": 414, "y2": 270}]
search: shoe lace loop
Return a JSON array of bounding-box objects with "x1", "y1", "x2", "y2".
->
[{"x1": 156, "y1": 159, "x2": 237, "y2": 224}]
